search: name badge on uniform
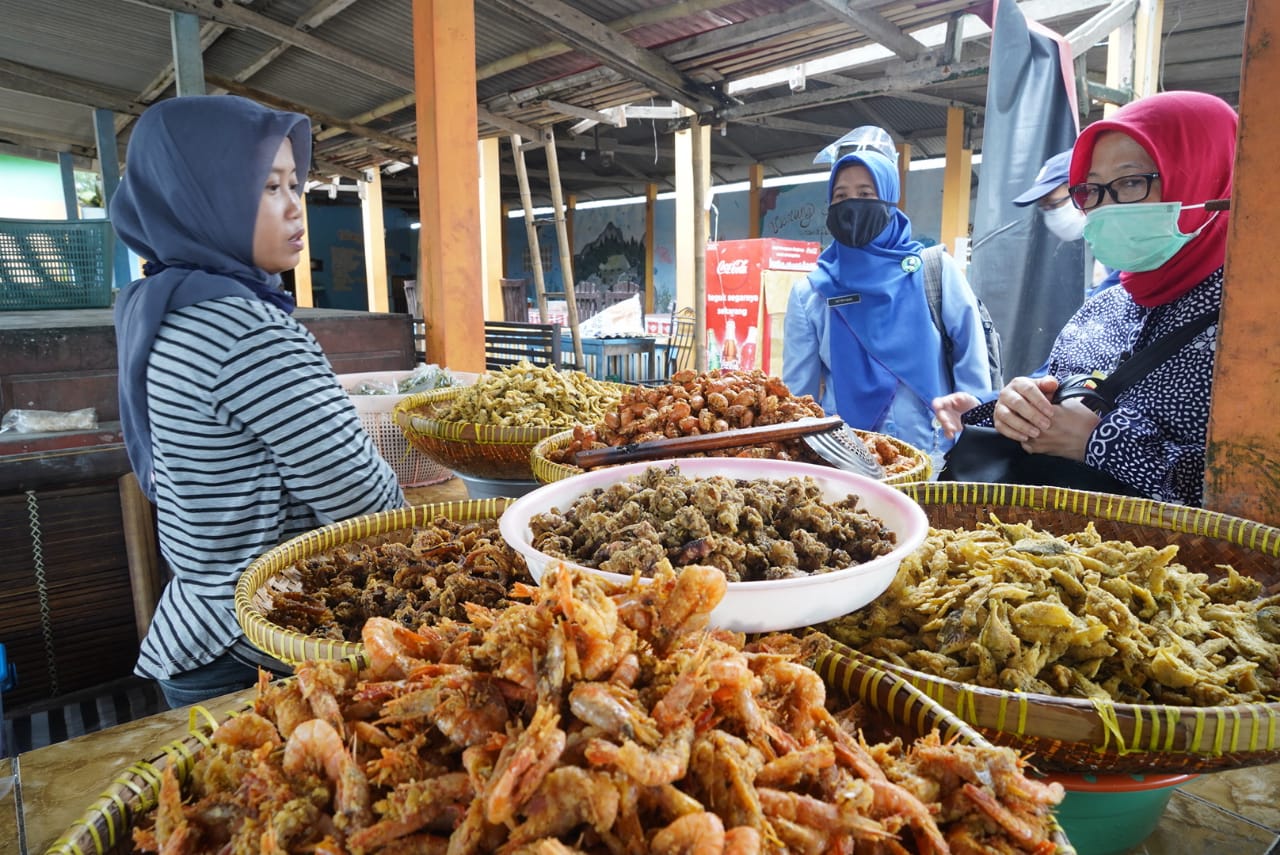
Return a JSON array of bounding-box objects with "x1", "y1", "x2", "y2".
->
[
  {"x1": 901, "y1": 255, "x2": 922, "y2": 273},
  {"x1": 827, "y1": 294, "x2": 861, "y2": 308}
]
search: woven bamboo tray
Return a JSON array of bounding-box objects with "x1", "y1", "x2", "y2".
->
[
  {"x1": 850, "y1": 481, "x2": 1280, "y2": 774},
  {"x1": 530, "y1": 426, "x2": 932, "y2": 485},
  {"x1": 811, "y1": 637, "x2": 1076, "y2": 855},
  {"x1": 50, "y1": 644, "x2": 1075, "y2": 855},
  {"x1": 234, "y1": 499, "x2": 512, "y2": 665}
]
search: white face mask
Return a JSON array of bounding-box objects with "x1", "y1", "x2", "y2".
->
[{"x1": 1041, "y1": 203, "x2": 1086, "y2": 242}]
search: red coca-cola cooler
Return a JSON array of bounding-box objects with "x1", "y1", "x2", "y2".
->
[{"x1": 705, "y1": 238, "x2": 821, "y2": 376}]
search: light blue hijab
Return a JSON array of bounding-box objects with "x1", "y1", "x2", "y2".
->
[
  {"x1": 111, "y1": 95, "x2": 311, "y2": 500},
  {"x1": 805, "y1": 151, "x2": 946, "y2": 429}
]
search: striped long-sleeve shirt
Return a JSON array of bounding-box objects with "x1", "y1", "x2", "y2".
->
[{"x1": 135, "y1": 296, "x2": 404, "y2": 680}]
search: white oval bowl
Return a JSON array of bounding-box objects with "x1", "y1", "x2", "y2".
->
[{"x1": 499, "y1": 457, "x2": 928, "y2": 633}]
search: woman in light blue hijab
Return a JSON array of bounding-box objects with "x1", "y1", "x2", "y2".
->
[
  {"x1": 782, "y1": 136, "x2": 993, "y2": 468},
  {"x1": 112, "y1": 96, "x2": 403, "y2": 706}
]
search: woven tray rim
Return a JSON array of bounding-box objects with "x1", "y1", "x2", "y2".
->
[
  {"x1": 530, "y1": 426, "x2": 934, "y2": 485},
  {"x1": 234, "y1": 499, "x2": 513, "y2": 665},
  {"x1": 854, "y1": 481, "x2": 1280, "y2": 771}
]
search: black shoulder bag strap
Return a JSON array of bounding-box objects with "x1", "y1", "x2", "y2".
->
[{"x1": 1054, "y1": 311, "x2": 1218, "y2": 412}]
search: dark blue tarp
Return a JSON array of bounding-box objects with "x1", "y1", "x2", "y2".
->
[{"x1": 969, "y1": 0, "x2": 1085, "y2": 378}]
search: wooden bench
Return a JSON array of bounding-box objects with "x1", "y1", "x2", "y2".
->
[{"x1": 483, "y1": 320, "x2": 563, "y2": 370}]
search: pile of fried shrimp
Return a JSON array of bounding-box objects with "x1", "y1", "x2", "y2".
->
[
  {"x1": 549, "y1": 369, "x2": 916, "y2": 476},
  {"x1": 824, "y1": 517, "x2": 1280, "y2": 706},
  {"x1": 135, "y1": 563, "x2": 1062, "y2": 854}
]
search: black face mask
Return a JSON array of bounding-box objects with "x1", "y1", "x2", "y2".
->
[{"x1": 826, "y1": 198, "x2": 893, "y2": 247}]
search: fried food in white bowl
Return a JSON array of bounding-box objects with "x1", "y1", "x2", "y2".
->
[{"x1": 498, "y1": 457, "x2": 928, "y2": 633}]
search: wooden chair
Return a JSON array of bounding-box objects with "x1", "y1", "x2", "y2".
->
[
  {"x1": 638, "y1": 307, "x2": 696, "y2": 385},
  {"x1": 483, "y1": 320, "x2": 563, "y2": 370}
]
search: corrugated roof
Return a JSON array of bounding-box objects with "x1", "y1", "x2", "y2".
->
[{"x1": 0, "y1": 0, "x2": 1250, "y2": 206}]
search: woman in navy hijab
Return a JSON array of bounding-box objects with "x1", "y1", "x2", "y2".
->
[
  {"x1": 112, "y1": 95, "x2": 404, "y2": 707},
  {"x1": 782, "y1": 130, "x2": 993, "y2": 470}
]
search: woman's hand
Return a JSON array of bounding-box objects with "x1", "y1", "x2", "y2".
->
[
  {"x1": 992, "y1": 376, "x2": 1060, "y2": 442},
  {"x1": 931, "y1": 392, "x2": 981, "y2": 439},
  {"x1": 1021, "y1": 398, "x2": 1099, "y2": 461}
]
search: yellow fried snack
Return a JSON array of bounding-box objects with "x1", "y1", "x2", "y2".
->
[
  {"x1": 823, "y1": 516, "x2": 1280, "y2": 706},
  {"x1": 438, "y1": 361, "x2": 622, "y2": 429}
]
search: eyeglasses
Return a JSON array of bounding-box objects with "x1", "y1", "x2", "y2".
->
[{"x1": 1068, "y1": 173, "x2": 1160, "y2": 211}]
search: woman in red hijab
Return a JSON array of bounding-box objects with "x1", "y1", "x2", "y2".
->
[{"x1": 937, "y1": 90, "x2": 1235, "y2": 505}]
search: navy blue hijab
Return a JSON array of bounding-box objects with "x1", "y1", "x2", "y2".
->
[
  {"x1": 111, "y1": 95, "x2": 311, "y2": 500},
  {"x1": 806, "y1": 151, "x2": 946, "y2": 429}
]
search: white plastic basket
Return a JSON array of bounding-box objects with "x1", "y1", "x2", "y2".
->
[{"x1": 338, "y1": 370, "x2": 462, "y2": 487}]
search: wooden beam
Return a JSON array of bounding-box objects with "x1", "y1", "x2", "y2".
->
[
  {"x1": 117, "y1": 21, "x2": 227, "y2": 135},
  {"x1": 361, "y1": 167, "x2": 389, "y2": 313},
  {"x1": 1067, "y1": 0, "x2": 1139, "y2": 56},
  {"x1": 748, "y1": 162, "x2": 764, "y2": 239},
  {"x1": 737, "y1": 115, "x2": 849, "y2": 139},
  {"x1": 123, "y1": 0, "x2": 416, "y2": 90},
  {"x1": 316, "y1": 94, "x2": 417, "y2": 141},
  {"x1": 479, "y1": 137, "x2": 504, "y2": 321},
  {"x1": 414, "y1": 0, "x2": 484, "y2": 372},
  {"x1": 1203, "y1": 0, "x2": 1280, "y2": 522},
  {"x1": 486, "y1": 0, "x2": 727, "y2": 111},
  {"x1": 645, "y1": 182, "x2": 657, "y2": 314},
  {"x1": 0, "y1": 60, "x2": 146, "y2": 116},
  {"x1": 477, "y1": 107, "x2": 541, "y2": 141},
  {"x1": 938, "y1": 106, "x2": 971, "y2": 257},
  {"x1": 1132, "y1": 0, "x2": 1165, "y2": 98},
  {"x1": 294, "y1": 191, "x2": 315, "y2": 308},
  {"x1": 809, "y1": 0, "x2": 928, "y2": 61},
  {"x1": 682, "y1": 59, "x2": 988, "y2": 125},
  {"x1": 206, "y1": 74, "x2": 416, "y2": 156},
  {"x1": 478, "y1": 0, "x2": 743, "y2": 80},
  {"x1": 510, "y1": 134, "x2": 550, "y2": 323},
  {"x1": 543, "y1": 128, "x2": 584, "y2": 367}
]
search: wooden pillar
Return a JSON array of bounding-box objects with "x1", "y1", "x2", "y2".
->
[
  {"x1": 1203, "y1": 0, "x2": 1280, "y2": 523},
  {"x1": 169, "y1": 11, "x2": 206, "y2": 96},
  {"x1": 566, "y1": 193, "x2": 577, "y2": 262},
  {"x1": 896, "y1": 143, "x2": 912, "y2": 211},
  {"x1": 119, "y1": 473, "x2": 161, "y2": 642},
  {"x1": 747, "y1": 163, "x2": 764, "y2": 239},
  {"x1": 1132, "y1": 0, "x2": 1165, "y2": 99},
  {"x1": 479, "y1": 137, "x2": 503, "y2": 321},
  {"x1": 1104, "y1": 20, "x2": 1135, "y2": 118},
  {"x1": 361, "y1": 167, "x2": 389, "y2": 312},
  {"x1": 412, "y1": 0, "x2": 483, "y2": 372},
  {"x1": 294, "y1": 191, "x2": 314, "y2": 307},
  {"x1": 939, "y1": 107, "x2": 972, "y2": 258},
  {"x1": 645, "y1": 182, "x2": 657, "y2": 313},
  {"x1": 675, "y1": 113, "x2": 710, "y2": 368}
]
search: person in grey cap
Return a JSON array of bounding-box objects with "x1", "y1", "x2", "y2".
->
[{"x1": 1014, "y1": 148, "x2": 1119, "y2": 298}]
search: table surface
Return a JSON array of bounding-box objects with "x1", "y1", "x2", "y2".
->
[{"x1": 9, "y1": 474, "x2": 1280, "y2": 855}]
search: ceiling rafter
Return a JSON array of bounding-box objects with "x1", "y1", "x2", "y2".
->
[
  {"x1": 233, "y1": 0, "x2": 362, "y2": 83},
  {"x1": 485, "y1": 0, "x2": 731, "y2": 112},
  {"x1": 808, "y1": 0, "x2": 929, "y2": 61},
  {"x1": 0, "y1": 59, "x2": 147, "y2": 116},
  {"x1": 120, "y1": 0, "x2": 415, "y2": 90},
  {"x1": 204, "y1": 74, "x2": 415, "y2": 159},
  {"x1": 478, "y1": 0, "x2": 743, "y2": 81},
  {"x1": 707, "y1": 58, "x2": 989, "y2": 125}
]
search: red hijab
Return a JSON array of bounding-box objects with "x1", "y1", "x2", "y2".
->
[{"x1": 1069, "y1": 91, "x2": 1237, "y2": 307}]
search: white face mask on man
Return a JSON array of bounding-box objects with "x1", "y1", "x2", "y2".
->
[{"x1": 1041, "y1": 202, "x2": 1086, "y2": 242}]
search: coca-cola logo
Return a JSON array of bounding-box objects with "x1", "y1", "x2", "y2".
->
[{"x1": 717, "y1": 258, "x2": 750, "y2": 275}]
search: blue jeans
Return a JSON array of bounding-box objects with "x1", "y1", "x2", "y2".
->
[{"x1": 157, "y1": 650, "x2": 261, "y2": 709}]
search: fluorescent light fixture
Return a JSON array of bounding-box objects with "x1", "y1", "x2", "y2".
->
[
  {"x1": 410, "y1": 222, "x2": 421, "y2": 229},
  {"x1": 383, "y1": 161, "x2": 412, "y2": 174}
]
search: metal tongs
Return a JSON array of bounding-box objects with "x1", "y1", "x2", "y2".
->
[{"x1": 572, "y1": 415, "x2": 886, "y2": 478}]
